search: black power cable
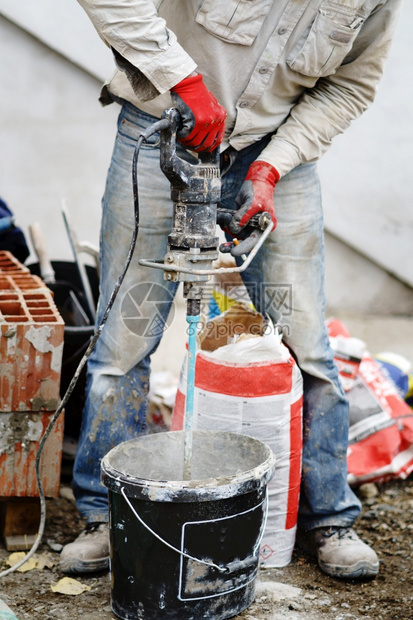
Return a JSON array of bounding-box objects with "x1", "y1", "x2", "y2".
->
[{"x1": 0, "y1": 117, "x2": 171, "y2": 577}]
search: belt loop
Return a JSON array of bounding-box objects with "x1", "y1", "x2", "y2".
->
[{"x1": 220, "y1": 147, "x2": 236, "y2": 176}]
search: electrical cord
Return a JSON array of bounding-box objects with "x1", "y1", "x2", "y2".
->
[{"x1": 0, "y1": 117, "x2": 171, "y2": 578}]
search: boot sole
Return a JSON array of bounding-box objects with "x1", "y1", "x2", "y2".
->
[
  {"x1": 59, "y1": 556, "x2": 109, "y2": 574},
  {"x1": 319, "y1": 558, "x2": 379, "y2": 580}
]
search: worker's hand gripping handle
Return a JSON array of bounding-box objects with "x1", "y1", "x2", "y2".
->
[
  {"x1": 217, "y1": 208, "x2": 272, "y2": 257},
  {"x1": 160, "y1": 108, "x2": 220, "y2": 190}
]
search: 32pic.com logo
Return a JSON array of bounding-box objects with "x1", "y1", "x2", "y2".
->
[{"x1": 120, "y1": 282, "x2": 175, "y2": 338}]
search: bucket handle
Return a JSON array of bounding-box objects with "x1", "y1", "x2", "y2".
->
[
  {"x1": 254, "y1": 486, "x2": 269, "y2": 556},
  {"x1": 121, "y1": 486, "x2": 268, "y2": 574}
]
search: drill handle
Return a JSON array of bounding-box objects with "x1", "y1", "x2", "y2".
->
[
  {"x1": 198, "y1": 148, "x2": 220, "y2": 167},
  {"x1": 160, "y1": 108, "x2": 220, "y2": 189},
  {"x1": 160, "y1": 108, "x2": 189, "y2": 189},
  {"x1": 217, "y1": 208, "x2": 272, "y2": 232}
]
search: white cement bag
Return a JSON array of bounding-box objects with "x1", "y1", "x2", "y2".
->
[{"x1": 172, "y1": 304, "x2": 303, "y2": 567}]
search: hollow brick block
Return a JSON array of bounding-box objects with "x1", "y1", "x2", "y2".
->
[
  {"x1": 0, "y1": 251, "x2": 30, "y2": 275},
  {"x1": 0, "y1": 288, "x2": 64, "y2": 411},
  {"x1": 0, "y1": 410, "x2": 64, "y2": 497},
  {"x1": 0, "y1": 255, "x2": 65, "y2": 502}
]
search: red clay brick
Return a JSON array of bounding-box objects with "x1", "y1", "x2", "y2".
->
[
  {"x1": 0, "y1": 273, "x2": 47, "y2": 294},
  {"x1": 0, "y1": 410, "x2": 64, "y2": 497},
  {"x1": 0, "y1": 251, "x2": 30, "y2": 275},
  {"x1": 0, "y1": 290, "x2": 64, "y2": 412},
  {"x1": 0, "y1": 254, "x2": 64, "y2": 499}
]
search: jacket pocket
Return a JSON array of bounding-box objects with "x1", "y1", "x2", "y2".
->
[
  {"x1": 117, "y1": 110, "x2": 161, "y2": 149},
  {"x1": 287, "y1": 2, "x2": 366, "y2": 78},
  {"x1": 195, "y1": 0, "x2": 273, "y2": 46}
]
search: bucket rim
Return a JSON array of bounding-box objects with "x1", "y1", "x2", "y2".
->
[{"x1": 101, "y1": 430, "x2": 275, "y2": 503}]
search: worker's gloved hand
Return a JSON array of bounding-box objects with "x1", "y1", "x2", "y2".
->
[
  {"x1": 229, "y1": 161, "x2": 280, "y2": 235},
  {"x1": 171, "y1": 74, "x2": 227, "y2": 152}
]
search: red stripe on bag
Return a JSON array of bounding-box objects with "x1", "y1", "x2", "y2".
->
[
  {"x1": 171, "y1": 389, "x2": 185, "y2": 431},
  {"x1": 285, "y1": 397, "x2": 303, "y2": 530},
  {"x1": 348, "y1": 420, "x2": 413, "y2": 480},
  {"x1": 195, "y1": 355, "x2": 293, "y2": 397}
]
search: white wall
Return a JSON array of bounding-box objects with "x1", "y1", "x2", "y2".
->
[
  {"x1": 0, "y1": 0, "x2": 113, "y2": 81},
  {"x1": 318, "y1": 2, "x2": 413, "y2": 288},
  {"x1": 0, "y1": 15, "x2": 118, "y2": 263},
  {"x1": 324, "y1": 232, "x2": 413, "y2": 317}
]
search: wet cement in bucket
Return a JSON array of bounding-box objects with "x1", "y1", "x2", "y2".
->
[{"x1": 102, "y1": 430, "x2": 275, "y2": 619}]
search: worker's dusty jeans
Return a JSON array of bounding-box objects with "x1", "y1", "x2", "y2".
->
[{"x1": 73, "y1": 102, "x2": 361, "y2": 529}]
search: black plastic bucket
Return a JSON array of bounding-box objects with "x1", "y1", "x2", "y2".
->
[{"x1": 101, "y1": 430, "x2": 275, "y2": 620}]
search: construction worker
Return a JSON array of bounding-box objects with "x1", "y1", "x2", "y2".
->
[{"x1": 60, "y1": 0, "x2": 402, "y2": 580}]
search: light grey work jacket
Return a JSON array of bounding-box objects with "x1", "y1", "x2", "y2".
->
[{"x1": 78, "y1": 0, "x2": 402, "y2": 177}]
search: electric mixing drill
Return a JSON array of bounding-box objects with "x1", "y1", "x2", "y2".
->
[
  {"x1": 140, "y1": 108, "x2": 272, "y2": 317},
  {"x1": 139, "y1": 108, "x2": 272, "y2": 476}
]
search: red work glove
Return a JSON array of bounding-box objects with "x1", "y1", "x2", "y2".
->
[
  {"x1": 170, "y1": 74, "x2": 227, "y2": 152},
  {"x1": 229, "y1": 161, "x2": 280, "y2": 235}
]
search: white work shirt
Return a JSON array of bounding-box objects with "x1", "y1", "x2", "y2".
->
[{"x1": 78, "y1": 0, "x2": 402, "y2": 177}]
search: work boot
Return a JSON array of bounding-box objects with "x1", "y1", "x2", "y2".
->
[
  {"x1": 59, "y1": 522, "x2": 110, "y2": 574},
  {"x1": 298, "y1": 527, "x2": 379, "y2": 579}
]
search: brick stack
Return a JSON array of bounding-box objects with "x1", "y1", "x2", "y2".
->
[{"x1": 0, "y1": 251, "x2": 65, "y2": 499}]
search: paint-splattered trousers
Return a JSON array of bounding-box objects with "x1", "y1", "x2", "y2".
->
[{"x1": 72, "y1": 102, "x2": 361, "y2": 530}]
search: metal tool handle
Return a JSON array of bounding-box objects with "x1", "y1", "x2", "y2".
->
[
  {"x1": 160, "y1": 107, "x2": 220, "y2": 193},
  {"x1": 61, "y1": 202, "x2": 96, "y2": 322},
  {"x1": 217, "y1": 208, "x2": 272, "y2": 232},
  {"x1": 139, "y1": 214, "x2": 273, "y2": 276},
  {"x1": 29, "y1": 222, "x2": 56, "y2": 284}
]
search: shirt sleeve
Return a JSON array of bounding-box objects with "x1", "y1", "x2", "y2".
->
[
  {"x1": 77, "y1": 0, "x2": 197, "y2": 94},
  {"x1": 256, "y1": 0, "x2": 402, "y2": 177}
]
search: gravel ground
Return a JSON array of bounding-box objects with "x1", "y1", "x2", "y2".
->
[{"x1": 0, "y1": 474, "x2": 412, "y2": 619}]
